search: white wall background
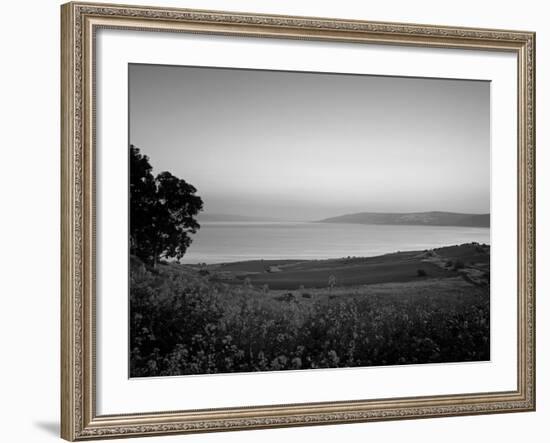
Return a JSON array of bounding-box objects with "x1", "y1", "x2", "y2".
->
[{"x1": 0, "y1": 1, "x2": 546, "y2": 442}]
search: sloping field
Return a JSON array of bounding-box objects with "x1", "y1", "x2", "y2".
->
[{"x1": 205, "y1": 243, "x2": 489, "y2": 290}]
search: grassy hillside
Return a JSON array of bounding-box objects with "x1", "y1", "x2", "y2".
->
[{"x1": 206, "y1": 243, "x2": 489, "y2": 290}]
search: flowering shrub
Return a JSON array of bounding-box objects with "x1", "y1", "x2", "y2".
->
[{"x1": 130, "y1": 258, "x2": 490, "y2": 377}]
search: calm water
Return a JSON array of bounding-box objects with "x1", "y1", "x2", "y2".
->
[{"x1": 179, "y1": 222, "x2": 490, "y2": 264}]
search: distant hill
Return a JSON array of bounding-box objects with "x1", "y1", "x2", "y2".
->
[
  {"x1": 318, "y1": 211, "x2": 489, "y2": 228},
  {"x1": 198, "y1": 213, "x2": 281, "y2": 222}
]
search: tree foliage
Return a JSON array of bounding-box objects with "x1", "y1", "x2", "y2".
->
[{"x1": 130, "y1": 145, "x2": 203, "y2": 266}]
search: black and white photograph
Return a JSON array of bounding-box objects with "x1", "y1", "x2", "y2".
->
[{"x1": 128, "y1": 64, "x2": 491, "y2": 378}]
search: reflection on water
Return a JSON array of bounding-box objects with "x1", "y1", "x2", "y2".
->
[{"x1": 179, "y1": 222, "x2": 490, "y2": 264}]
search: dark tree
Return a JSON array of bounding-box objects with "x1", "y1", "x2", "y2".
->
[{"x1": 130, "y1": 145, "x2": 203, "y2": 267}]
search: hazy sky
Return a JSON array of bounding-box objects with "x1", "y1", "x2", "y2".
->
[{"x1": 129, "y1": 64, "x2": 490, "y2": 221}]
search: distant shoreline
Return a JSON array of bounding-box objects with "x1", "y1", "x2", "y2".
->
[
  {"x1": 185, "y1": 241, "x2": 488, "y2": 266},
  {"x1": 199, "y1": 220, "x2": 490, "y2": 227},
  {"x1": 318, "y1": 211, "x2": 490, "y2": 228},
  {"x1": 198, "y1": 211, "x2": 490, "y2": 228},
  {"x1": 179, "y1": 230, "x2": 490, "y2": 266}
]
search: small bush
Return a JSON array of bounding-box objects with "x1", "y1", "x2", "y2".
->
[
  {"x1": 453, "y1": 260, "x2": 465, "y2": 270},
  {"x1": 275, "y1": 293, "x2": 295, "y2": 302}
]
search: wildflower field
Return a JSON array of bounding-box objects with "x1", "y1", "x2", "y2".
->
[{"x1": 130, "y1": 244, "x2": 490, "y2": 377}]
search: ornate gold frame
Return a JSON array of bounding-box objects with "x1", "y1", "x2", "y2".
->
[{"x1": 61, "y1": 2, "x2": 536, "y2": 440}]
